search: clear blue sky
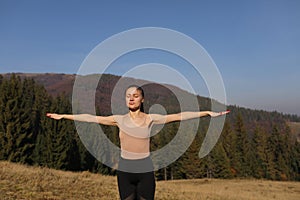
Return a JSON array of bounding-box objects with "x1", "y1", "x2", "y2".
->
[{"x1": 0, "y1": 0, "x2": 299, "y2": 115}]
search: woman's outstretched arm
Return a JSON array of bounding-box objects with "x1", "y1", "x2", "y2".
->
[
  {"x1": 46, "y1": 113, "x2": 117, "y2": 126},
  {"x1": 150, "y1": 111, "x2": 229, "y2": 124}
]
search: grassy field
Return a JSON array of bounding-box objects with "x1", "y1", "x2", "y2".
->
[{"x1": 1, "y1": 161, "x2": 299, "y2": 200}]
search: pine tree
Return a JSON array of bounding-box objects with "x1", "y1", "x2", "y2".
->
[
  {"x1": 45, "y1": 94, "x2": 81, "y2": 170},
  {"x1": 0, "y1": 75, "x2": 40, "y2": 164},
  {"x1": 32, "y1": 85, "x2": 52, "y2": 166},
  {"x1": 266, "y1": 126, "x2": 282, "y2": 180},
  {"x1": 0, "y1": 77, "x2": 9, "y2": 160},
  {"x1": 0, "y1": 74, "x2": 3, "y2": 85},
  {"x1": 233, "y1": 113, "x2": 251, "y2": 177},
  {"x1": 251, "y1": 125, "x2": 268, "y2": 178},
  {"x1": 180, "y1": 130, "x2": 206, "y2": 179},
  {"x1": 13, "y1": 78, "x2": 39, "y2": 164},
  {"x1": 220, "y1": 121, "x2": 236, "y2": 177},
  {"x1": 290, "y1": 140, "x2": 300, "y2": 180},
  {"x1": 209, "y1": 142, "x2": 232, "y2": 178}
]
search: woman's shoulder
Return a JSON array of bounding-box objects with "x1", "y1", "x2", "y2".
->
[{"x1": 113, "y1": 114, "x2": 126, "y2": 121}]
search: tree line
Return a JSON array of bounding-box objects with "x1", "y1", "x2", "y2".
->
[{"x1": 0, "y1": 74, "x2": 299, "y2": 181}]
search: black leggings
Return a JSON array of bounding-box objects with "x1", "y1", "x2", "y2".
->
[{"x1": 117, "y1": 157, "x2": 155, "y2": 200}]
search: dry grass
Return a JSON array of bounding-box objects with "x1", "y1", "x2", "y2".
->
[
  {"x1": 156, "y1": 179, "x2": 300, "y2": 200},
  {"x1": 1, "y1": 161, "x2": 300, "y2": 200},
  {"x1": 0, "y1": 161, "x2": 118, "y2": 199}
]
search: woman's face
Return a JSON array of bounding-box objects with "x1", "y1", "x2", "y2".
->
[{"x1": 125, "y1": 87, "x2": 144, "y2": 111}]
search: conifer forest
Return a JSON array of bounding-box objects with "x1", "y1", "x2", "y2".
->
[{"x1": 1, "y1": 74, "x2": 299, "y2": 181}]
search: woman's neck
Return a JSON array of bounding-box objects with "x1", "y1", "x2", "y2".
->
[{"x1": 129, "y1": 109, "x2": 143, "y2": 119}]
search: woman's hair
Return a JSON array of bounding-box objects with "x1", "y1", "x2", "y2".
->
[{"x1": 126, "y1": 85, "x2": 145, "y2": 112}]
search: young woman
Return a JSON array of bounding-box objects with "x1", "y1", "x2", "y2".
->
[{"x1": 47, "y1": 85, "x2": 229, "y2": 200}]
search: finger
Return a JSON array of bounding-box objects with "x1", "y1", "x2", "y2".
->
[
  {"x1": 46, "y1": 113, "x2": 55, "y2": 118},
  {"x1": 220, "y1": 110, "x2": 230, "y2": 115}
]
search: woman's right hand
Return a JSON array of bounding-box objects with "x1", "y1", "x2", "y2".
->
[{"x1": 46, "y1": 113, "x2": 63, "y2": 120}]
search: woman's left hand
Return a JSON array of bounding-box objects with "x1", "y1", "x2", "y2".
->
[{"x1": 208, "y1": 110, "x2": 230, "y2": 117}]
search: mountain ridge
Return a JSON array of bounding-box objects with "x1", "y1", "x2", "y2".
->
[
  {"x1": 1, "y1": 72, "x2": 300, "y2": 139},
  {"x1": 2, "y1": 72, "x2": 299, "y2": 118}
]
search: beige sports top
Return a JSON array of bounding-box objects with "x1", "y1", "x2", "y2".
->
[{"x1": 115, "y1": 113, "x2": 153, "y2": 160}]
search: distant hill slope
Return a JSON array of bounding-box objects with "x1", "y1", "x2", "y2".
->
[
  {"x1": 1, "y1": 161, "x2": 299, "y2": 200},
  {"x1": 2, "y1": 72, "x2": 300, "y2": 133},
  {"x1": 287, "y1": 122, "x2": 300, "y2": 141},
  {"x1": 5, "y1": 73, "x2": 76, "y2": 96},
  {"x1": 2, "y1": 72, "x2": 214, "y2": 114}
]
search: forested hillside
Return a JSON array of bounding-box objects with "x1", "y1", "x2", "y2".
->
[{"x1": 1, "y1": 73, "x2": 300, "y2": 181}]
